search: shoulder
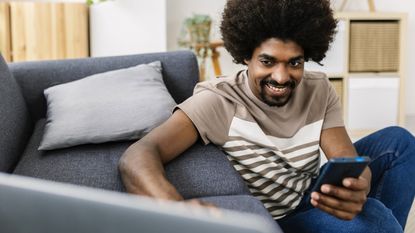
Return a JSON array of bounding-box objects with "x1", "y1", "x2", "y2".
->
[
  {"x1": 303, "y1": 70, "x2": 329, "y2": 82},
  {"x1": 195, "y1": 71, "x2": 245, "y2": 92},
  {"x1": 301, "y1": 70, "x2": 332, "y2": 89},
  {"x1": 184, "y1": 74, "x2": 241, "y2": 108},
  {"x1": 296, "y1": 70, "x2": 337, "y2": 105}
]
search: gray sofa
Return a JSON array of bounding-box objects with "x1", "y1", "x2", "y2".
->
[{"x1": 0, "y1": 51, "x2": 282, "y2": 232}]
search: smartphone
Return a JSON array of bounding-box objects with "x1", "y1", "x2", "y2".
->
[{"x1": 310, "y1": 156, "x2": 371, "y2": 193}]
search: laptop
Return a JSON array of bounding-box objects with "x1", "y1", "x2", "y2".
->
[{"x1": 0, "y1": 173, "x2": 276, "y2": 233}]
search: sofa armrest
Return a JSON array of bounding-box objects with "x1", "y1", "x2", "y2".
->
[{"x1": 0, "y1": 55, "x2": 32, "y2": 172}]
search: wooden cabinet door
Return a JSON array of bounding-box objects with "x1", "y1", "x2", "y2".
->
[
  {"x1": 0, "y1": 3, "x2": 11, "y2": 62},
  {"x1": 10, "y1": 2, "x2": 89, "y2": 62}
]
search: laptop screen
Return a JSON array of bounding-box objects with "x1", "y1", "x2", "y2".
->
[{"x1": 0, "y1": 173, "x2": 276, "y2": 233}]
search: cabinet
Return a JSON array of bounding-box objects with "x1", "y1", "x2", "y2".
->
[
  {"x1": 305, "y1": 12, "x2": 407, "y2": 138},
  {"x1": 0, "y1": 2, "x2": 89, "y2": 62},
  {"x1": 0, "y1": 3, "x2": 11, "y2": 62}
]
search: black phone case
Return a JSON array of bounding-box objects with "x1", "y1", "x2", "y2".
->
[{"x1": 310, "y1": 157, "x2": 370, "y2": 193}]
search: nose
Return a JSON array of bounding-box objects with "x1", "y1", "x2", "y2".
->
[{"x1": 271, "y1": 64, "x2": 290, "y2": 84}]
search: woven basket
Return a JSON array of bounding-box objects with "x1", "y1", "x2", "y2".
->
[
  {"x1": 349, "y1": 21, "x2": 400, "y2": 72},
  {"x1": 329, "y1": 78, "x2": 343, "y2": 105}
]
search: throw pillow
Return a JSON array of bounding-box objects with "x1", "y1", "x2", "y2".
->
[{"x1": 39, "y1": 61, "x2": 176, "y2": 150}]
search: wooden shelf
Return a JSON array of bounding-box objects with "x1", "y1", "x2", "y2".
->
[
  {"x1": 348, "y1": 72, "x2": 400, "y2": 77},
  {"x1": 328, "y1": 12, "x2": 407, "y2": 137},
  {"x1": 335, "y1": 12, "x2": 407, "y2": 20}
]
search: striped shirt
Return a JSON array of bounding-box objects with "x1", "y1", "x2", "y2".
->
[{"x1": 177, "y1": 70, "x2": 344, "y2": 219}]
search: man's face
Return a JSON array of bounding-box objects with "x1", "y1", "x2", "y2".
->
[{"x1": 245, "y1": 38, "x2": 305, "y2": 107}]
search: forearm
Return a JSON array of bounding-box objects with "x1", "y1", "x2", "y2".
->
[{"x1": 118, "y1": 142, "x2": 183, "y2": 201}]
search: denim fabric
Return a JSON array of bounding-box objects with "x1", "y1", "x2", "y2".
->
[
  {"x1": 354, "y1": 126, "x2": 415, "y2": 228},
  {"x1": 277, "y1": 126, "x2": 415, "y2": 233}
]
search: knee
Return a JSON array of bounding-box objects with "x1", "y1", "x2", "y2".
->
[
  {"x1": 380, "y1": 126, "x2": 413, "y2": 141},
  {"x1": 378, "y1": 126, "x2": 415, "y2": 148},
  {"x1": 356, "y1": 198, "x2": 402, "y2": 233}
]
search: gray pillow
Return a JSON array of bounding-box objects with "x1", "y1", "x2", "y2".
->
[{"x1": 39, "y1": 61, "x2": 176, "y2": 150}]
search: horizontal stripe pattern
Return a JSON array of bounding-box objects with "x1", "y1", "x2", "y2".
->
[{"x1": 223, "y1": 117, "x2": 323, "y2": 219}]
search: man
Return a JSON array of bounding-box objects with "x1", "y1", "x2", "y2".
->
[{"x1": 119, "y1": 0, "x2": 415, "y2": 232}]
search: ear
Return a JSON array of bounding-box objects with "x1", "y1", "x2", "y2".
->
[{"x1": 244, "y1": 59, "x2": 250, "y2": 65}]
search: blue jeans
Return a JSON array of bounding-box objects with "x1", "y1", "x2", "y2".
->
[{"x1": 277, "y1": 127, "x2": 415, "y2": 233}]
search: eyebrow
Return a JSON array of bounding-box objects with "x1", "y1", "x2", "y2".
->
[{"x1": 258, "y1": 54, "x2": 304, "y2": 62}]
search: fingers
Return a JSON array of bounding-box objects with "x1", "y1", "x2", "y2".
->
[
  {"x1": 311, "y1": 191, "x2": 363, "y2": 215},
  {"x1": 185, "y1": 199, "x2": 222, "y2": 217},
  {"x1": 310, "y1": 177, "x2": 369, "y2": 220},
  {"x1": 343, "y1": 176, "x2": 369, "y2": 191},
  {"x1": 310, "y1": 197, "x2": 358, "y2": 221},
  {"x1": 185, "y1": 199, "x2": 218, "y2": 208},
  {"x1": 319, "y1": 184, "x2": 367, "y2": 203}
]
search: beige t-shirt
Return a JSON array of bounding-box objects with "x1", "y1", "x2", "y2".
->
[{"x1": 177, "y1": 70, "x2": 344, "y2": 219}]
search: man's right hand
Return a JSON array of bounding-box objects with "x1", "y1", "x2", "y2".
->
[{"x1": 184, "y1": 199, "x2": 218, "y2": 209}]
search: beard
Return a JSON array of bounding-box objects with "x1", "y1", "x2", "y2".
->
[{"x1": 259, "y1": 78, "x2": 297, "y2": 107}]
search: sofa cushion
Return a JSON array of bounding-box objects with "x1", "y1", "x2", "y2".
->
[
  {"x1": 39, "y1": 61, "x2": 176, "y2": 150},
  {"x1": 14, "y1": 119, "x2": 249, "y2": 198},
  {"x1": 14, "y1": 119, "x2": 127, "y2": 191},
  {"x1": 165, "y1": 142, "x2": 250, "y2": 198},
  {"x1": 200, "y1": 195, "x2": 283, "y2": 233},
  {"x1": 0, "y1": 55, "x2": 32, "y2": 172}
]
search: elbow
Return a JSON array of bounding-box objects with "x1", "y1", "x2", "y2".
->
[
  {"x1": 118, "y1": 140, "x2": 160, "y2": 176},
  {"x1": 118, "y1": 153, "x2": 128, "y2": 177},
  {"x1": 118, "y1": 145, "x2": 136, "y2": 177}
]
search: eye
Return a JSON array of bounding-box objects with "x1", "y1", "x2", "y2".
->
[
  {"x1": 288, "y1": 60, "x2": 303, "y2": 67},
  {"x1": 260, "y1": 59, "x2": 273, "y2": 66}
]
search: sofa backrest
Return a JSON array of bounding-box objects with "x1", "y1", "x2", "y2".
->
[
  {"x1": 0, "y1": 54, "x2": 32, "y2": 172},
  {"x1": 8, "y1": 51, "x2": 199, "y2": 122}
]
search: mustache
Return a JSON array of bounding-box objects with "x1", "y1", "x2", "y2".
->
[{"x1": 260, "y1": 79, "x2": 296, "y2": 89}]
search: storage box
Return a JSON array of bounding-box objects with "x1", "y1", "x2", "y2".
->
[
  {"x1": 329, "y1": 78, "x2": 343, "y2": 105},
  {"x1": 347, "y1": 76, "x2": 399, "y2": 130},
  {"x1": 349, "y1": 21, "x2": 400, "y2": 72}
]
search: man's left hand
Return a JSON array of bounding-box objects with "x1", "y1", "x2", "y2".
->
[{"x1": 310, "y1": 176, "x2": 370, "y2": 220}]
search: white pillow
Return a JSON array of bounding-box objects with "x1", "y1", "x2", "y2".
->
[{"x1": 39, "y1": 61, "x2": 176, "y2": 150}]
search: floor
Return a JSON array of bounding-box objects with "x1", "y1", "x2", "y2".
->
[{"x1": 405, "y1": 115, "x2": 415, "y2": 233}]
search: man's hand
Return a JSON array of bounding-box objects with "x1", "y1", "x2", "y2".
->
[
  {"x1": 184, "y1": 199, "x2": 222, "y2": 217},
  {"x1": 185, "y1": 199, "x2": 218, "y2": 209},
  {"x1": 318, "y1": 127, "x2": 372, "y2": 220},
  {"x1": 310, "y1": 175, "x2": 370, "y2": 220}
]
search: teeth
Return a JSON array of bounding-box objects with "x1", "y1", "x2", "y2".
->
[{"x1": 267, "y1": 84, "x2": 286, "y2": 91}]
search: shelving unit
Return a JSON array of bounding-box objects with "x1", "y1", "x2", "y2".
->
[{"x1": 306, "y1": 12, "x2": 407, "y2": 138}]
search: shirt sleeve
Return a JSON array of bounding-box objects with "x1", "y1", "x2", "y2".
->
[
  {"x1": 322, "y1": 80, "x2": 345, "y2": 130},
  {"x1": 176, "y1": 90, "x2": 234, "y2": 145}
]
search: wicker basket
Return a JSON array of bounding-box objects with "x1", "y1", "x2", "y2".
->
[
  {"x1": 349, "y1": 21, "x2": 400, "y2": 72},
  {"x1": 329, "y1": 78, "x2": 343, "y2": 105}
]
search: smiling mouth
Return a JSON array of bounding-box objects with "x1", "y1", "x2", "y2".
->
[{"x1": 265, "y1": 83, "x2": 291, "y2": 96}]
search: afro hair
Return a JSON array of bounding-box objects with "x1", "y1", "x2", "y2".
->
[{"x1": 220, "y1": 0, "x2": 337, "y2": 65}]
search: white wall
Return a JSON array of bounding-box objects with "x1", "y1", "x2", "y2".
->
[{"x1": 90, "y1": 0, "x2": 166, "y2": 57}]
